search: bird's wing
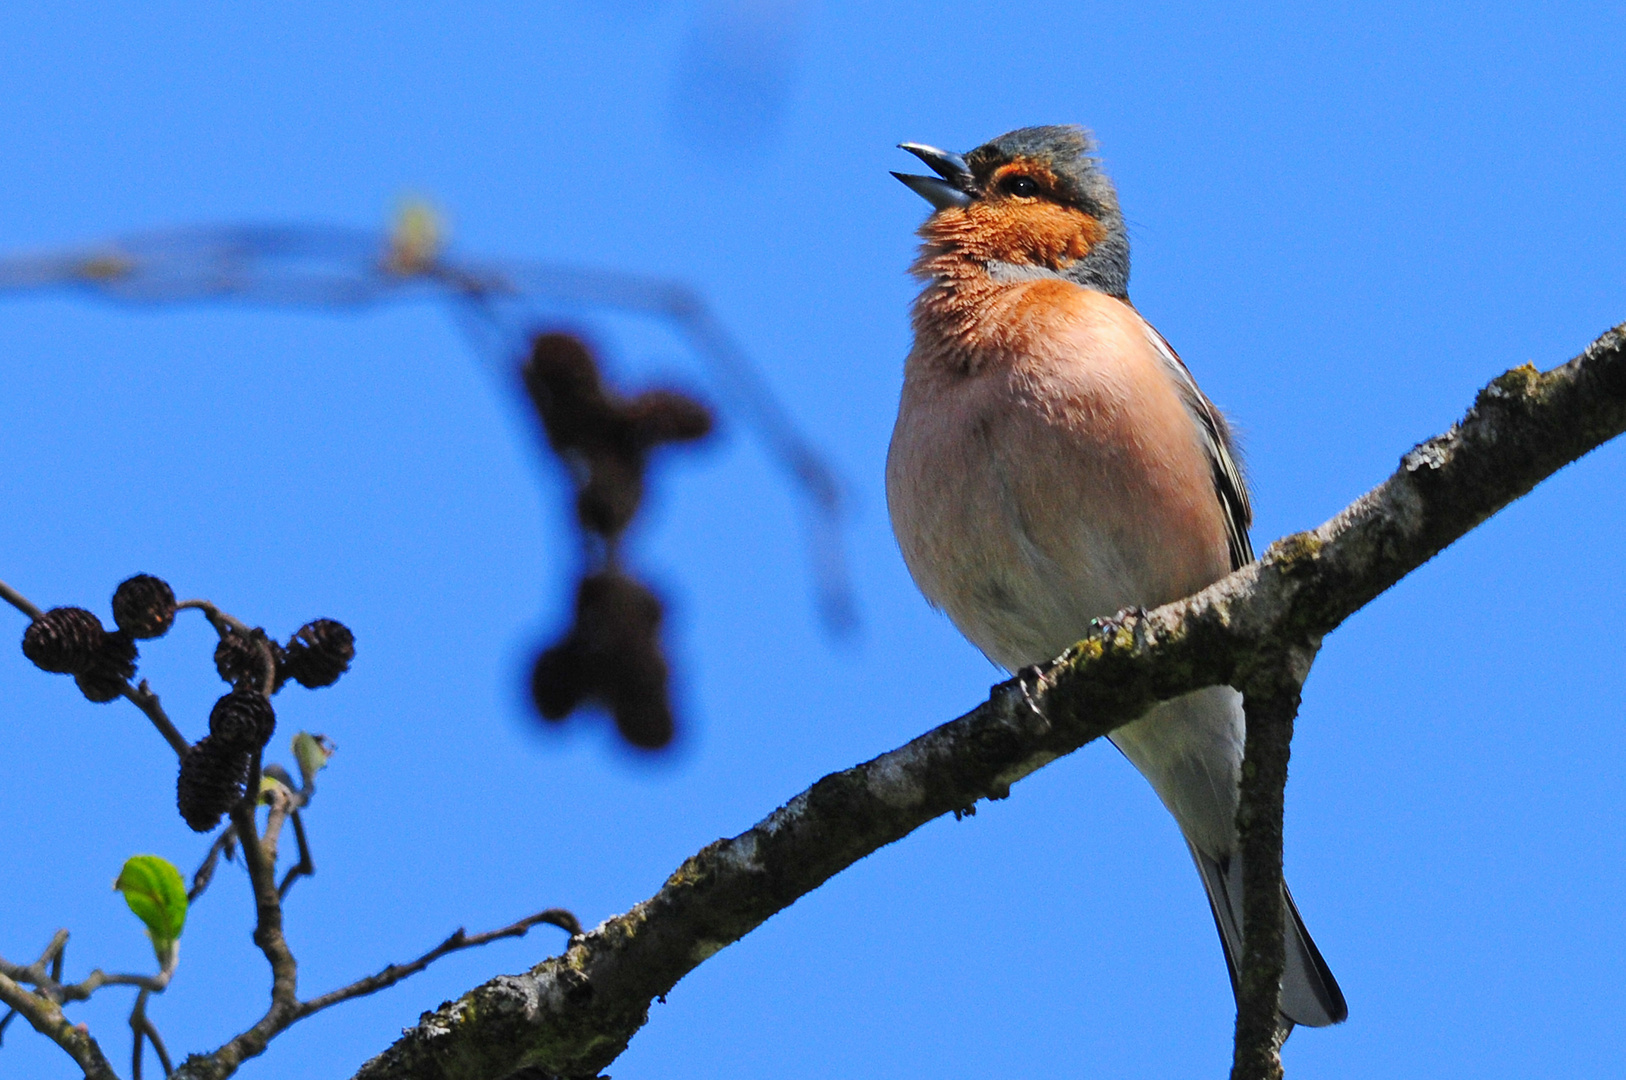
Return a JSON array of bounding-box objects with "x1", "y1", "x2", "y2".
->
[{"x1": 1137, "y1": 319, "x2": 1254, "y2": 570}]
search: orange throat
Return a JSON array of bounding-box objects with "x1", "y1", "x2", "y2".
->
[{"x1": 907, "y1": 200, "x2": 1108, "y2": 373}]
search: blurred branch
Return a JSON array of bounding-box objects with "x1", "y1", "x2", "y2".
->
[
  {"x1": 353, "y1": 325, "x2": 1626, "y2": 1079},
  {"x1": 0, "y1": 222, "x2": 854, "y2": 630}
]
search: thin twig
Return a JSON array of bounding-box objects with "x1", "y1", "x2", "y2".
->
[
  {"x1": 3, "y1": 937, "x2": 174, "y2": 1002},
  {"x1": 56, "y1": 969, "x2": 169, "y2": 1000},
  {"x1": 0, "y1": 578, "x2": 191, "y2": 759},
  {"x1": 132, "y1": 989, "x2": 148, "y2": 1080},
  {"x1": 277, "y1": 811, "x2": 315, "y2": 901},
  {"x1": 176, "y1": 598, "x2": 250, "y2": 638},
  {"x1": 142, "y1": 1013, "x2": 175, "y2": 1077},
  {"x1": 0, "y1": 578, "x2": 44, "y2": 620},
  {"x1": 0, "y1": 1007, "x2": 17, "y2": 1045},
  {"x1": 189, "y1": 826, "x2": 238, "y2": 903},
  {"x1": 131, "y1": 986, "x2": 175, "y2": 1079},
  {"x1": 36, "y1": 929, "x2": 69, "y2": 973},
  {"x1": 295, "y1": 909, "x2": 582, "y2": 1018}
]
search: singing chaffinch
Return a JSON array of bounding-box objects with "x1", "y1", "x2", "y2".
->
[{"x1": 887, "y1": 125, "x2": 1346, "y2": 1032}]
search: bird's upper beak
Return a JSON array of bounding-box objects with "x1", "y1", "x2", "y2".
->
[{"x1": 892, "y1": 142, "x2": 973, "y2": 210}]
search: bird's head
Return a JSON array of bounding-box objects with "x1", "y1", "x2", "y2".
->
[{"x1": 893, "y1": 125, "x2": 1129, "y2": 299}]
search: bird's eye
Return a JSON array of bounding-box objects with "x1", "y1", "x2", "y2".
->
[{"x1": 1000, "y1": 175, "x2": 1040, "y2": 198}]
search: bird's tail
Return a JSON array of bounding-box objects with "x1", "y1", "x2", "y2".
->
[{"x1": 1188, "y1": 842, "x2": 1348, "y2": 1033}]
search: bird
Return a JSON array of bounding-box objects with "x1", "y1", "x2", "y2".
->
[{"x1": 886, "y1": 125, "x2": 1347, "y2": 1034}]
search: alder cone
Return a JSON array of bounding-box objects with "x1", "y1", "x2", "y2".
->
[
  {"x1": 609, "y1": 647, "x2": 674, "y2": 749},
  {"x1": 530, "y1": 571, "x2": 675, "y2": 749},
  {"x1": 626, "y1": 390, "x2": 713, "y2": 445},
  {"x1": 523, "y1": 333, "x2": 608, "y2": 452},
  {"x1": 177, "y1": 735, "x2": 249, "y2": 832},
  {"x1": 208, "y1": 688, "x2": 277, "y2": 751},
  {"x1": 281, "y1": 619, "x2": 354, "y2": 689},
  {"x1": 74, "y1": 632, "x2": 138, "y2": 703},
  {"x1": 111, "y1": 574, "x2": 177, "y2": 639},
  {"x1": 214, "y1": 629, "x2": 283, "y2": 690},
  {"x1": 531, "y1": 642, "x2": 587, "y2": 720},
  {"x1": 21, "y1": 607, "x2": 107, "y2": 674}
]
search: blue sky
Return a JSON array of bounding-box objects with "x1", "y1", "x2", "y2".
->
[{"x1": 2, "y1": 3, "x2": 1624, "y2": 1077}]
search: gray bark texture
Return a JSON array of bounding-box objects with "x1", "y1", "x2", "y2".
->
[{"x1": 353, "y1": 325, "x2": 1626, "y2": 1080}]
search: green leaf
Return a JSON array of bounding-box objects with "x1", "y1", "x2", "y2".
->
[
  {"x1": 291, "y1": 731, "x2": 335, "y2": 789},
  {"x1": 114, "y1": 855, "x2": 187, "y2": 958}
]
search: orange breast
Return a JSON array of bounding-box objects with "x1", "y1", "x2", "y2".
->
[{"x1": 887, "y1": 280, "x2": 1231, "y2": 669}]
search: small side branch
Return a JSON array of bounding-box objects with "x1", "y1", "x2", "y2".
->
[
  {"x1": 1, "y1": 577, "x2": 190, "y2": 758},
  {"x1": 296, "y1": 909, "x2": 582, "y2": 1018},
  {"x1": 131, "y1": 987, "x2": 175, "y2": 1080},
  {"x1": 169, "y1": 908, "x2": 581, "y2": 1080},
  {"x1": 189, "y1": 828, "x2": 238, "y2": 903},
  {"x1": 277, "y1": 812, "x2": 314, "y2": 901},
  {"x1": 0, "y1": 578, "x2": 44, "y2": 620},
  {"x1": 175, "y1": 598, "x2": 250, "y2": 638}
]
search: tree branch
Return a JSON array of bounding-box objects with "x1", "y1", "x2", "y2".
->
[
  {"x1": 175, "y1": 802, "x2": 301, "y2": 1079},
  {"x1": 0, "y1": 968, "x2": 118, "y2": 1080},
  {"x1": 122, "y1": 680, "x2": 190, "y2": 758},
  {"x1": 351, "y1": 324, "x2": 1626, "y2": 1080},
  {"x1": 1230, "y1": 650, "x2": 1316, "y2": 1080}
]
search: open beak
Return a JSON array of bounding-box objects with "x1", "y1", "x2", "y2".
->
[{"x1": 892, "y1": 142, "x2": 973, "y2": 210}]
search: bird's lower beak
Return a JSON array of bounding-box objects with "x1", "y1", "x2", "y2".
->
[
  {"x1": 893, "y1": 142, "x2": 974, "y2": 210},
  {"x1": 891, "y1": 171, "x2": 972, "y2": 210}
]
